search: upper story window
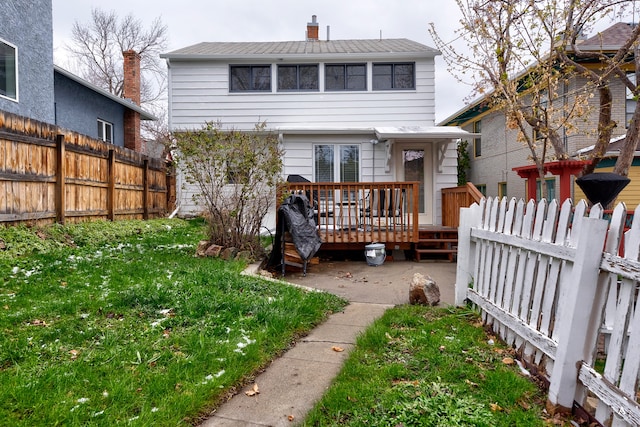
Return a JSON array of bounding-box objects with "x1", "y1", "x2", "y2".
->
[
  {"x1": 97, "y1": 119, "x2": 113, "y2": 143},
  {"x1": 0, "y1": 38, "x2": 18, "y2": 101},
  {"x1": 230, "y1": 65, "x2": 271, "y2": 92},
  {"x1": 372, "y1": 63, "x2": 415, "y2": 90},
  {"x1": 325, "y1": 64, "x2": 366, "y2": 91},
  {"x1": 473, "y1": 120, "x2": 482, "y2": 158},
  {"x1": 626, "y1": 72, "x2": 636, "y2": 128},
  {"x1": 277, "y1": 64, "x2": 319, "y2": 91}
]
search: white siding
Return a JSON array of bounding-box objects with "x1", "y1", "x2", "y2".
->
[{"x1": 168, "y1": 58, "x2": 436, "y2": 131}]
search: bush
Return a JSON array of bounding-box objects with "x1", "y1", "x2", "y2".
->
[{"x1": 173, "y1": 121, "x2": 283, "y2": 257}]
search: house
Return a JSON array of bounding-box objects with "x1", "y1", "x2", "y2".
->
[
  {"x1": 0, "y1": 0, "x2": 155, "y2": 153},
  {"x1": 162, "y1": 15, "x2": 473, "y2": 239},
  {"x1": 440, "y1": 22, "x2": 636, "y2": 207}
]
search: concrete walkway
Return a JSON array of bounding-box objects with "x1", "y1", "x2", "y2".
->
[{"x1": 200, "y1": 259, "x2": 457, "y2": 426}]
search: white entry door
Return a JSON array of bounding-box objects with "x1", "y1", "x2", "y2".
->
[{"x1": 395, "y1": 143, "x2": 433, "y2": 225}]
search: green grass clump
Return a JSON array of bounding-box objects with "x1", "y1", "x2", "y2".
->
[
  {"x1": 303, "y1": 305, "x2": 548, "y2": 427},
  {"x1": 0, "y1": 218, "x2": 346, "y2": 426}
]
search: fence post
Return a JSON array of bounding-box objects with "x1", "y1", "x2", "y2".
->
[
  {"x1": 55, "y1": 134, "x2": 66, "y2": 225},
  {"x1": 107, "y1": 149, "x2": 115, "y2": 221},
  {"x1": 455, "y1": 203, "x2": 482, "y2": 306},
  {"x1": 143, "y1": 159, "x2": 149, "y2": 220},
  {"x1": 547, "y1": 216, "x2": 608, "y2": 414}
]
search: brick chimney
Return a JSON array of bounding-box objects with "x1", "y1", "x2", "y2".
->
[
  {"x1": 122, "y1": 49, "x2": 142, "y2": 152},
  {"x1": 307, "y1": 15, "x2": 319, "y2": 41}
]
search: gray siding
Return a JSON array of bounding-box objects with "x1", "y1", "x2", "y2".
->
[{"x1": 0, "y1": 0, "x2": 55, "y2": 123}]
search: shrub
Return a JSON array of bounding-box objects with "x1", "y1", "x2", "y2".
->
[{"x1": 173, "y1": 121, "x2": 283, "y2": 257}]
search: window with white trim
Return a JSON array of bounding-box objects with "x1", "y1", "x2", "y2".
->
[
  {"x1": 627, "y1": 72, "x2": 636, "y2": 128},
  {"x1": 97, "y1": 119, "x2": 113, "y2": 143},
  {"x1": 473, "y1": 120, "x2": 482, "y2": 157},
  {"x1": 0, "y1": 38, "x2": 17, "y2": 101},
  {"x1": 314, "y1": 144, "x2": 360, "y2": 201},
  {"x1": 314, "y1": 144, "x2": 360, "y2": 182}
]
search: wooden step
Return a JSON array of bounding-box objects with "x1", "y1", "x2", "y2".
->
[
  {"x1": 418, "y1": 238, "x2": 458, "y2": 244},
  {"x1": 415, "y1": 247, "x2": 457, "y2": 262}
]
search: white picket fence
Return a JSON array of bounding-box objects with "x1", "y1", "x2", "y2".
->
[{"x1": 456, "y1": 197, "x2": 640, "y2": 426}]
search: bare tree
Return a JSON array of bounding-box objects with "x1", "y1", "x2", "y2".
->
[
  {"x1": 430, "y1": 0, "x2": 640, "y2": 187},
  {"x1": 66, "y1": 8, "x2": 168, "y2": 105}
]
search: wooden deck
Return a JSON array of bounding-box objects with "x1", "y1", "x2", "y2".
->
[
  {"x1": 285, "y1": 181, "x2": 420, "y2": 248},
  {"x1": 282, "y1": 182, "x2": 480, "y2": 261}
]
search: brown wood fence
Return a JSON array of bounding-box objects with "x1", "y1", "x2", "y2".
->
[
  {"x1": 441, "y1": 182, "x2": 484, "y2": 227},
  {"x1": 0, "y1": 111, "x2": 173, "y2": 225}
]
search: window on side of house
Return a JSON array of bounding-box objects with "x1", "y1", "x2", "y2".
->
[
  {"x1": 0, "y1": 38, "x2": 18, "y2": 101},
  {"x1": 230, "y1": 65, "x2": 271, "y2": 92},
  {"x1": 277, "y1": 64, "x2": 319, "y2": 91},
  {"x1": 97, "y1": 119, "x2": 113, "y2": 143},
  {"x1": 372, "y1": 62, "x2": 415, "y2": 90},
  {"x1": 473, "y1": 120, "x2": 481, "y2": 157},
  {"x1": 498, "y1": 182, "x2": 507, "y2": 198},
  {"x1": 476, "y1": 184, "x2": 486, "y2": 196},
  {"x1": 324, "y1": 64, "x2": 366, "y2": 91},
  {"x1": 536, "y1": 177, "x2": 556, "y2": 201},
  {"x1": 626, "y1": 72, "x2": 636, "y2": 128}
]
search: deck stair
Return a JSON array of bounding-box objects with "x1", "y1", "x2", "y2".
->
[{"x1": 414, "y1": 227, "x2": 458, "y2": 262}]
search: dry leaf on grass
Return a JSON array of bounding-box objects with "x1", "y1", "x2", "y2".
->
[
  {"x1": 502, "y1": 357, "x2": 515, "y2": 365},
  {"x1": 490, "y1": 403, "x2": 503, "y2": 412},
  {"x1": 245, "y1": 383, "x2": 259, "y2": 396},
  {"x1": 332, "y1": 346, "x2": 344, "y2": 352}
]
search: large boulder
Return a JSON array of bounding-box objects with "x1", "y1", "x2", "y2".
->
[{"x1": 409, "y1": 273, "x2": 440, "y2": 306}]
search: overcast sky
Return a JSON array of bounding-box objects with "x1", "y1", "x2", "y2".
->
[{"x1": 51, "y1": 0, "x2": 471, "y2": 123}]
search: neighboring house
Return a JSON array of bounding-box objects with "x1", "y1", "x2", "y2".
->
[
  {"x1": 0, "y1": 0, "x2": 155, "y2": 153},
  {"x1": 162, "y1": 15, "x2": 472, "y2": 227},
  {"x1": 440, "y1": 22, "x2": 635, "y2": 206}
]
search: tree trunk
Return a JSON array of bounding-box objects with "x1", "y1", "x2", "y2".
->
[{"x1": 583, "y1": 86, "x2": 614, "y2": 175}]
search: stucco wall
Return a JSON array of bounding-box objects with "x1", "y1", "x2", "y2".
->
[
  {"x1": 53, "y1": 72, "x2": 126, "y2": 146},
  {"x1": 0, "y1": 0, "x2": 55, "y2": 123}
]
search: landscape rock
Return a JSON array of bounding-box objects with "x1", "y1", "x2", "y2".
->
[
  {"x1": 409, "y1": 273, "x2": 440, "y2": 306},
  {"x1": 235, "y1": 250, "x2": 253, "y2": 262},
  {"x1": 196, "y1": 240, "x2": 211, "y2": 257},
  {"x1": 220, "y1": 247, "x2": 238, "y2": 260},
  {"x1": 205, "y1": 244, "x2": 223, "y2": 258}
]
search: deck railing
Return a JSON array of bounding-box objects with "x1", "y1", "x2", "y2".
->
[
  {"x1": 441, "y1": 183, "x2": 484, "y2": 227},
  {"x1": 283, "y1": 181, "x2": 420, "y2": 247}
]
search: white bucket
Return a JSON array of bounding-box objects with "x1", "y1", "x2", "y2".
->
[{"x1": 365, "y1": 243, "x2": 386, "y2": 266}]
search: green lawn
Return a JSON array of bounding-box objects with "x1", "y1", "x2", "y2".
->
[
  {"x1": 303, "y1": 305, "x2": 565, "y2": 427},
  {"x1": 0, "y1": 219, "x2": 347, "y2": 426}
]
